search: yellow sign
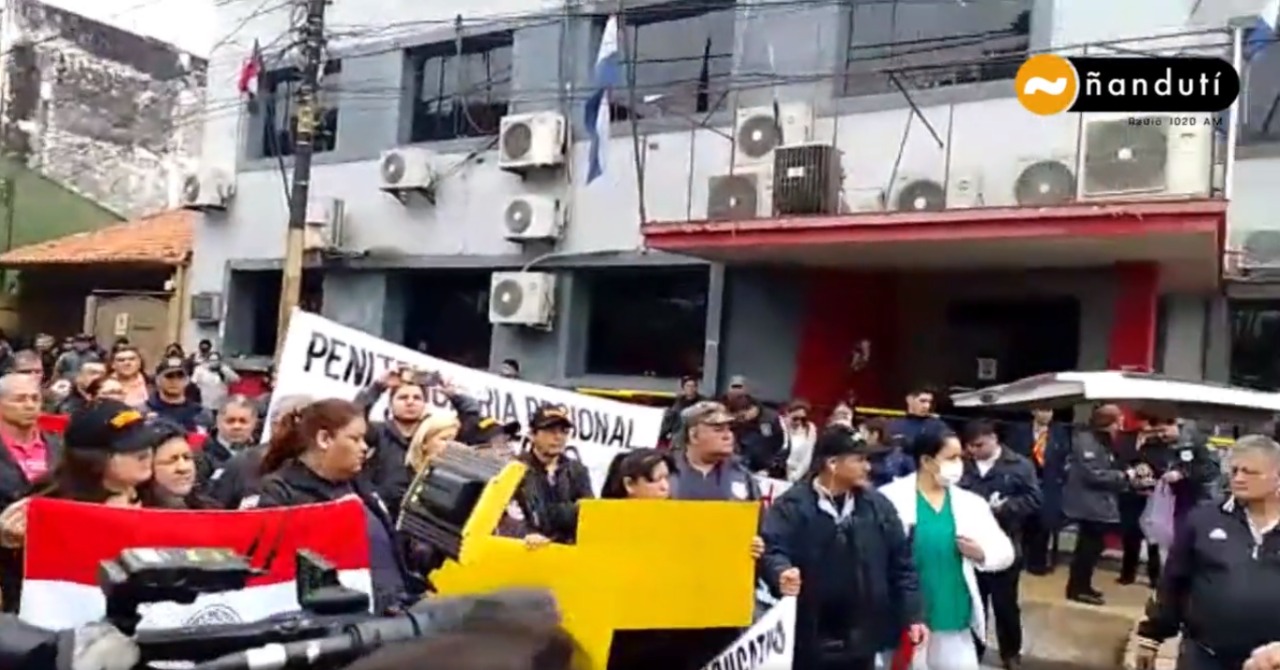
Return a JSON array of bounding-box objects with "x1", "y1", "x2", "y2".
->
[
  {"x1": 432, "y1": 463, "x2": 759, "y2": 668},
  {"x1": 1015, "y1": 54, "x2": 1078, "y2": 116}
]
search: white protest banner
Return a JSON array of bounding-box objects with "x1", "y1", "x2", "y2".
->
[
  {"x1": 702, "y1": 596, "x2": 796, "y2": 670},
  {"x1": 270, "y1": 310, "x2": 663, "y2": 490}
]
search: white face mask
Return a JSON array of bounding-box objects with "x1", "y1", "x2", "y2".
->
[{"x1": 937, "y1": 460, "x2": 964, "y2": 487}]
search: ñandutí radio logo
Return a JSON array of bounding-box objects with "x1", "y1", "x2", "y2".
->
[{"x1": 1015, "y1": 54, "x2": 1239, "y2": 116}]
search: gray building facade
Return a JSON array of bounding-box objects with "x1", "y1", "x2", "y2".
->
[{"x1": 190, "y1": 0, "x2": 1248, "y2": 403}]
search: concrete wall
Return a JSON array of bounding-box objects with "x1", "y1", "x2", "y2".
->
[
  {"x1": 1, "y1": 0, "x2": 207, "y2": 218},
  {"x1": 191, "y1": 0, "x2": 1231, "y2": 389}
]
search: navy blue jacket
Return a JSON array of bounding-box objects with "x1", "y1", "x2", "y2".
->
[
  {"x1": 1005, "y1": 421, "x2": 1071, "y2": 527},
  {"x1": 959, "y1": 448, "x2": 1042, "y2": 552},
  {"x1": 886, "y1": 415, "x2": 948, "y2": 449},
  {"x1": 868, "y1": 448, "x2": 915, "y2": 487},
  {"x1": 760, "y1": 481, "x2": 921, "y2": 666},
  {"x1": 145, "y1": 392, "x2": 210, "y2": 432}
]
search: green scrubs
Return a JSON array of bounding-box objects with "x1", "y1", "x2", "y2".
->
[{"x1": 914, "y1": 491, "x2": 972, "y2": 632}]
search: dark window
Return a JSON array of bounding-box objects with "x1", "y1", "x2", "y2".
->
[
  {"x1": 596, "y1": 2, "x2": 734, "y2": 122},
  {"x1": 843, "y1": 0, "x2": 1030, "y2": 96},
  {"x1": 584, "y1": 268, "x2": 708, "y2": 378},
  {"x1": 1241, "y1": 36, "x2": 1280, "y2": 143},
  {"x1": 401, "y1": 272, "x2": 492, "y2": 368},
  {"x1": 258, "y1": 60, "x2": 341, "y2": 158},
  {"x1": 1229, "y1": 300, "x2": 1280, "y2": 390},
  {"x1": 236, "y1": 270, "x2": 324, "y2": 356},
  {"x1": 407, "y1": 33, "x2": 512, "y2": 143}
]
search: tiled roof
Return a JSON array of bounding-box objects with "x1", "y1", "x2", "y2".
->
[{"x1": 0, "y1": 209, "x2": 192, "y2": 266}]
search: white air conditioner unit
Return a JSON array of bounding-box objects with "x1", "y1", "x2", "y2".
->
[
  {"x1": 379, "y1": 147, "x2": 438, "y2": 200},
  {"x1": 190, "y1": 292, "x2": 222, "y2": 323},
  {"x1": 498, "y1": 112, "x2": 566, "y2": 172},
  {"x1": 733, "y1": 103, "x2": 813, "y2": 167},
  {"x1": 706, "y1": 167, "x2": 772, "y2": 220},
  {"x1": 503, "y1": 194, "x2": 563, "y2": 241},
  {"x1": 945, "y1": 172, "x2": 984, "y2": 208},
  {"x1": 1079, "y1": 114, "x2": 1213, "y2": 200},
  {"x1": 180, "y1": 168, "x2": 233, "y2": 211},
  {"x1": 846, "y1": 187, "x2": 886, "y2": 212},
  {"x1": 489, "y1": 271, "x2": 556, "y2": 328},
  {"x1": 891, "y1": 175, "x2": 946, "y2": 211},
  {"x1": 302, "y1": 197, "x2": 346, "y2": 251},
  {"x1": 1013, "y1": 156, "x2": 1076, "y2": 206}
]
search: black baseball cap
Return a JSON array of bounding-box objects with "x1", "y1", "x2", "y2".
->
[
  {"x1": 64, "y1": 400, "x2": 179, "y2": 454},
  {"x1": 155, "y1": 356, "x2": 187, "y2": 376},
  {"x1": 530, "y1": 405, "x2": 573, "y2": 431},
  {"x1": 461, "y1": 416, "x2": 522, "y2": 445},
  {"x1": 813, "y1": 425, "x2": 869, "y2": 462}
]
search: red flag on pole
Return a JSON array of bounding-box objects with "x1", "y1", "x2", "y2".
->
[{"x1": 237, "y1": 39, "x2": 263, "y2": 113}]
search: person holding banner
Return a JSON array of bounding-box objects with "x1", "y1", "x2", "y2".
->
[
  {"x1": 760, "y1": 425, "x2": 924, "y2": 670},
  {"x1": 0, "y1": 400, "x2": 171, "y2": 611},
  {"x1": 254, "y1": 397, "x2": 415, "y2": 611},
  {"x1": 880, "y1": 430, "x2": 1015, "y2": 670},
  {"x1": 356, "y1": 368, "x2": 482, "y2": 512}
]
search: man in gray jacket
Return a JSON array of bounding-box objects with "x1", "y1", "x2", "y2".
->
[{"x1": 1062, "y1": 404, "x2": 1139, "y2": 605}]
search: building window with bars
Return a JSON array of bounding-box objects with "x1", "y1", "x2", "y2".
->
[
  {"x1": 406, "y1": 32, "x2": 513, "y2": 143},
  {"x1": 257, "y1": 60, "x2": 341, "y2": 158},
  {"x1": 842, "y1": 0, "x2": 1030, "y2": 97}
]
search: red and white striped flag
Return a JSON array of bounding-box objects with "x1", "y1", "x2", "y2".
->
[
  {"x1": 20, "y1": 498, "x2": 373, "y2": 630},
  {"x1": 237, "y1": 39, "x2": 264, "y2": 113}
]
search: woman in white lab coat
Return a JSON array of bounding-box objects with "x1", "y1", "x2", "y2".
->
[{"x1": 880, "y1": 430, "x2": 1014, "y2": 670}]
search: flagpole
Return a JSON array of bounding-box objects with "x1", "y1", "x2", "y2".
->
[
  {"x1": 619, "y1": 2, "x2": 647, "y2": 227},
  {"x1": 1224, "y1": 24, "x2": 1243, "y2": 200},
  {"x1": 275, "y1": 0, "x2": 328, "y2": 359}
]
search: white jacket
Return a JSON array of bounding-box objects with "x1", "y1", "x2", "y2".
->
[
  {"x1": 784, "y1": 421, "x2": 817, "y2": 481},
  {"x1": 879, "y1": 474, "x2": 1014, "y2": 642}
]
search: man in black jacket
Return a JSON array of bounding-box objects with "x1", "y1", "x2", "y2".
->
[
  {"x1": 760, "y1": 426, "x2": 924, "y2": 670},
  {"x1": 206, "y1": 394, "x2": 313, "y2": 509},
  {"x1": 1135, "y1": 434, "x2": 1280, "y2": 670},
  {"x1": 1062, "y1": 404, "x2": 1138, "y2": 605},
  {"x1": 515, "y1": 406, "x2": 593, "y2": 543},
  {"x1": 658, "y1": 375, "x2": 702, "y2": 445},
  {"x1": 960, "y1": 419, "x2": 1041, "y2": 670}
]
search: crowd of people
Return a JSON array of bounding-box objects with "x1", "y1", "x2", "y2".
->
[{"x1": 0, "y1": 330, "x2": 1277, "y2": 669}]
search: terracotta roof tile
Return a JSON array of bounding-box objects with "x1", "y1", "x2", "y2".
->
[{"x1": 0, "y1": 209, "x2": 192, "y2": 266}]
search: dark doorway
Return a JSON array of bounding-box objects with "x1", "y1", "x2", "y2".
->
[{"x1": 944, "y1": 297, "x2": 1081, "y2": 388}]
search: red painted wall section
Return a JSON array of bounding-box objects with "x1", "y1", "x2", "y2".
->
[
  {"x1": 1106, "y1": 262, "x2": 1160, "y2": 372},
  {"x1": 791, "y1": 272, "x2": 895, "y2": 416}
]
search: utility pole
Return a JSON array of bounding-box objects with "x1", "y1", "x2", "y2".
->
[{"x1": 274, "y1": 0, "x2": 328, "y2": 357}]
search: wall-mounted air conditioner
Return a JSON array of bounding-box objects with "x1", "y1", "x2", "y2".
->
[
  {"x1": 773, "y1": 143, "x2": 841, "y2": 216},
  {"x1": 498, "y1": 112, "x2": 566, "y2": 173},
  {"x1": 302, "y1": 197, "x2": 346, "y2": 251},
  {"x1": 180, "y1": 168, "x2": 234, "y2": 211},
  {"x1": 891, "y1": 175, "x2": 946, "y2": 211},
  {"x1": 1013, "y1": 156, "x2": 1077, "y2": 206},
  {"x1": 945, "y1": 172, "x2": 984, "y2": 209},
  {"x1": 732, "y1": 103, "x2": 813, "y2": 168},
  {"x1": 706, "y1": 167, "x2": 772, "y2": 220},
  {"x1": 488, "y1": 271, "x2": 556, "y2": 328},
  {"x1": 503, "y1": 194, "x2": 563, "y2": 241},
  {"x1": 1079, "y1": 114, "x2": 1212, "y2": 200},
  {"x1": 379, "y1": 147, "x2": 437, "y2": 202}
]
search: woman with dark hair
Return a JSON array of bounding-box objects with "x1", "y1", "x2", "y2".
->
[
  {"x1": 600, "y1": 449, "x2": 674, "y2": 500},
  {"x1": 253, "y1": 397, "x2": 414, "y2": 613},
  {"x1": 0, "y1": 400, "x2": 171, "y2": 611},
  {"x1": 878, "y1": 430, "x2": 1014, "y2": 670}
]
